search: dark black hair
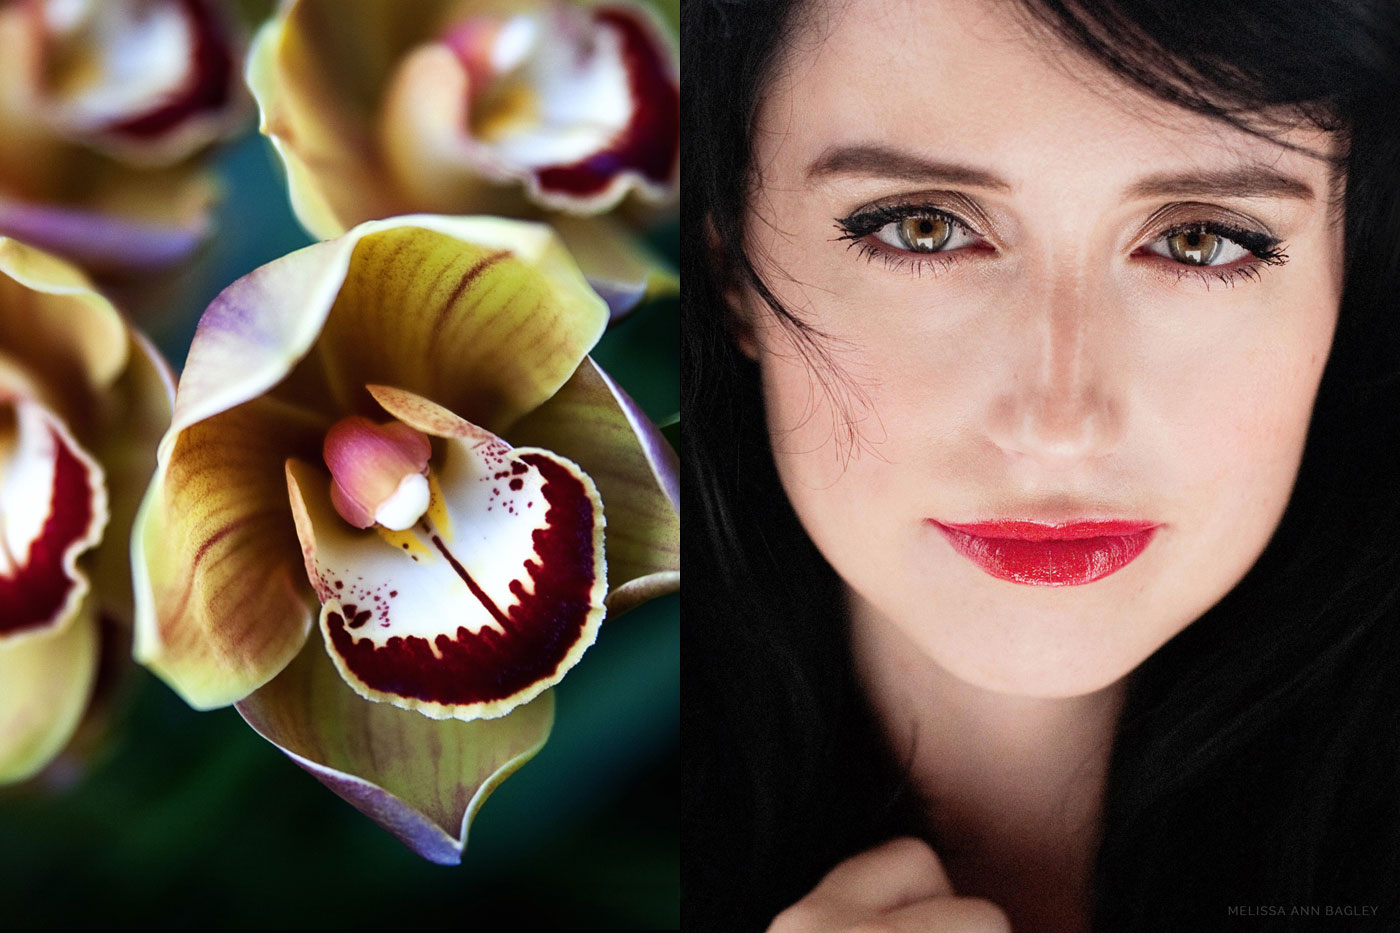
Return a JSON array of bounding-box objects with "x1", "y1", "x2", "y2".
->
[{"x1": 682, "y1": 0, "x2": 1400, "y2": 930}]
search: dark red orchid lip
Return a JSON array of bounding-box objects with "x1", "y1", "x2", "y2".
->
[
  {"x1": 930, "y1": 520, "x2": 1159, "y2": 586},
  {"x1": 81, "y1": 0, "x2": 235, "y2": 140}
]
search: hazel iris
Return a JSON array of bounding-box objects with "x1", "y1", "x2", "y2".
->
[
  {"x1": 897, "y1": 215, "x2": 952, "y2": 252},
  {"x1": 1167, "y1": 229, "x2": 1222, "y2": 265}
]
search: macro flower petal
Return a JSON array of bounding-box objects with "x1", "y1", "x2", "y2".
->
[
  {"x1": 509, "y1": 357, "x2": 677, "y2": 614},
  {"x1": 243, "y1": 4, "x2": 405, "y2": 240},
  {"x1": 31, "y1": 0, "x2": 244, "y2": 164},
  {"x1": 551, "y1": 215, "x2": 678, "y2": 320},
  {"x1": 0, "y1": 2, "x2": 242, "y2": 274},
  {"x1": 307, "y1": 219, "x2": 607, "y2": 433},
  {"x1": 0, "y1": 197, "x2": 209, "y2": 274},
  {"x1": 0, "y1": 398, "x2": 108, "y2": 641},
  {"x1": 134, "y1": 215, "x2": 607, "y2": 709},
  {"x1": 237, "y1": 635, "x2": 554, "y2": 865},
  {"x1": 250, "y1": 0, "x2": 678, "y2": 235},
  {"x1": 379, "y1": 1, "x2": 677, "y2": 216},
  {"x1": 132, "y1": 396, "x2": 325, "y2": 708},
  {"x1": 0, "y1": 236, "x2": 130, "y2": 408},
  {"x1": 284, "y1": 385, "x2": 606, "y2": 721},
  {"x1": 88, "y1": 330, "x2": 173, "y2": 624},
  {"x1": 0, "y1": 596, "x2": 98, "y2": 784}
]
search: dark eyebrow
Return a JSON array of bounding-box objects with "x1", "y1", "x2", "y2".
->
[
  {"x1": 1125, "y1": 166, "x2": 1315, "y2": 202},
  {"x1": 806, "y1": 144, "x2": 1013, "y2": 190},
  {"x1": 807, "y1": 144, "x2": 1317, "y2": 203}
]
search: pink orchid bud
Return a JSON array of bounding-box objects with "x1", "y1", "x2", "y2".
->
[{"x1": 322, "y1": 416, "x2": 431, "y2": 531}]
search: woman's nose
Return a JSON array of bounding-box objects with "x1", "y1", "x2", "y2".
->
[{"x1": 984, "y1": 271, "x2": 1125, "y2": 467}]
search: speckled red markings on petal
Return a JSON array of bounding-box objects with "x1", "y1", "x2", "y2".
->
[
  {"x1": 532, "y1": 7, "x2": 678, "y2": 202},
  {"x1": 324, "y1": 453, "x2": 601, "y2": 714},
  {"x1": 0, "y1": 400, "x2": 107, "y2": 638},
  {"x1": 285, "y1": 387, "x2": 606, "y2": 721}
]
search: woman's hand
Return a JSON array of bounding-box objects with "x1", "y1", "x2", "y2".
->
[{"x1": 768, "y1": 837, "x2": 1012, "y2": 933}]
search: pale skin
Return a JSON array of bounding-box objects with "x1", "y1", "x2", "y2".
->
[{"x1": 739, "y1": 0, "x2": 1346, "y2": 931}]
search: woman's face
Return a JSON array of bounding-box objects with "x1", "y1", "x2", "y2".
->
[{"x1": 742, "y1": 0, "x2": 1344, "y2": 697}]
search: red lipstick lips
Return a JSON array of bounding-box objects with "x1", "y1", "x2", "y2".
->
[{"x1": 932, "y1": 520, "x2": 1158, "y2": 586}]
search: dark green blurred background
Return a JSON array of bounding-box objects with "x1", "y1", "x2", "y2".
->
[{"x1": 0, "y1": 134, "x2": 679, "y2": 929}]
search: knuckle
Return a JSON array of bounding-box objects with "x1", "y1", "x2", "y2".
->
[
  {"x1": 845, "y1": 922, "x2": 895, "y2": 933},
  {"x1": 767, "y1": 901, "x2": 820, "y2": 933},
  {"x1": 960, "y1": 897, "x2": 1014, "y2": 933},
  {"x1": 882, "y1": 835, "x2": 940, "y2": 873}
]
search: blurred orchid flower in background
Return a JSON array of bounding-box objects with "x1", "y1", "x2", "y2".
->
[
  {"x1": 0, "y1": 0, "x2": 251, "y2": 276},
  {"x1": 247, "y1": 0, "x2": 679, "y2": 317},
  {"x1": 131, "y1": 215, "x2": 679, "y2": 862},
  {"x1": 0, "y1": 237, "x2": 171, "y2": 784}
]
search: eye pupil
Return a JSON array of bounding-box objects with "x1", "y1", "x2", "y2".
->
[
  {"x1": 898, "y1": 215, "x2": 951, "y2": 252},
  {"x1": 1167, "y1": 229, "x2": 1221, "y2": 266}
]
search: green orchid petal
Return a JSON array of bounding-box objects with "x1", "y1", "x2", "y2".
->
[
  {"x1": 0, "y1": 596, "x2": 98, "y2": 785},
  {"x1": 236, "y1": 633, "x2": 554, "y2": 865},
  {"x1": 510, "y1": 357, "x2": 678, "y2": 614},
  {"x1": 132, "y1": 396, "x2": 326, "y2": 708},
  {"x1": 284, "y1": 384, "x2": 607, "y2": 721}
]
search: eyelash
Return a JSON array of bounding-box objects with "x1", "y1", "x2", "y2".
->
[{"x1": 833, "y1": 204, "x2": 1290, "y2": 287}]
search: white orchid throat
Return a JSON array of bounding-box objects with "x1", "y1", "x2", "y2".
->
[{"x1": 287, "y1": 385, "x2": 606, "y2": 722}]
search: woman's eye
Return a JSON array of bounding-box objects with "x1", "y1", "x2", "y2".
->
[
  {"x1": 1146, "y1": 227, "x2": 1252, "y2": 267},
  {"x1": 873, "y1": 214, "x2": 977, "y2": 253}
]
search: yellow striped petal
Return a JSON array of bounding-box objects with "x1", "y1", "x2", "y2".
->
[{"x1": 132, "y1": 396, "x2": 327, "y2": 708}]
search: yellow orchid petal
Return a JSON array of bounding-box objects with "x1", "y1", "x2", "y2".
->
[
  {"x1": 376, "y1": 40, "x2": 523, "y2": 219},
  {"x1": 171, "y1": 216, "x2": 604, "y2": 439},
  {"x1": 132, "y1": 396, "x2": 326, "y2": 708},
  {"x1": 89, "y1": 330, "x2": 174, "y2": 624},
  {"x1": 510, "y1": 357, "x2": 678, "y2": 615},
  {"x1": 311, "y1": 219, "x2": 607, "y2": 432},
  {"x1": 0, "y1": 237, "x2": 129, "y2": 399},
  {"x1": 284, "y1": 385, "x2": 607, "y2": 721},
  {"x1": 237, "y1": 634, "x2": 554, "y2": 865},
  {"x1": 551, "y1": 215, "x2": 678, "y2": 319},
  {"x1": 0, "y1": 596, "x2": 98, "y2": 785},
  {"x1": 246, "y1": 5, "x2": 411, "y2": 238}
]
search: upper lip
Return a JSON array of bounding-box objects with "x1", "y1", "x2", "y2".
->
[{"x1": 933, "y1": 519, "x2": 1159, "y2": 541}]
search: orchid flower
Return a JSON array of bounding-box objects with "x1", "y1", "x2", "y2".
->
[
  {"x1": 247, "y1": 0, "x2": 679, "y2": 317},
  {"x1": 0, "y1": 236, "x2": 172, "y2": 784},
  {"x1": 0, "y1": 0, "x2": 250, "y2": 275},
  {"x1": 131, "y1": 215, "x2": 679, "y2": 863}
]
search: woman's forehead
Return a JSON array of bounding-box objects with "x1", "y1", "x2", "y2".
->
[{"x1": 758, "y1": 0, "x2": 1339, "y2": 203}]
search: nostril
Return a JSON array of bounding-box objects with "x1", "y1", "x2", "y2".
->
[{"x1": 988, "y1": 387, "x2": 1121, "y2": 465}]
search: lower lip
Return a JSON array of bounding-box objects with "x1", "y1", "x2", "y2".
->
[{"x1": 931, "y1": 520, "x2": 1159, "y2": 586}]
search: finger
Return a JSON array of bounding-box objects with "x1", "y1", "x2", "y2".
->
[
  {"x1": 809, "y1": 836, "x2": 955, "y2": 912},
  {"x1": 884, "y1": 895, "x2": 1013, "y2": 933}
]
